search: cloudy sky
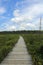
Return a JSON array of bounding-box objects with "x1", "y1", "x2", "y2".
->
[{"x1": 0, "y1": 0, "x2": 43, "y2": 31}]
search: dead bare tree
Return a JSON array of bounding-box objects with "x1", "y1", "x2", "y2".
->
[
  {"x1": 39, "y1": 17, "x2": 41, "y2": 31},
  {"x1": 39, "y1": 17, "x2": 42, "y2": 42}
]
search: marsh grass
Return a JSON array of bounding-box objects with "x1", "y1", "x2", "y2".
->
[
  {"x1": 0, "y1": 33, "x2": 19, "y2": 63},
  {"x1": 22, "y1": 34, "x2": 43, "y2": 65}
]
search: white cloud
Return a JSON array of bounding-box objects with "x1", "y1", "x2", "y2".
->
[
  {"x1": 22, "y1": 3, "x2": 43, "y2": 20},
  {"x1": 13, "y1": 9, "x2": 20, "y2": 17},
  {"x1": 27, "y1": 23, "x2": 35, "y2": 27},
  {"x1": 0, "y1": 0, "x2": 43, "y2": 31},
  {"x1": 18, "y1": 22, "x2": 36, "y2": 30},
  {"x1": 11, "y1": 9, "x2": 24, "y2": 22},
  {"x1": 23, "y1": 0, "x2": 43, "y2": 3},
  {"x1": 10, "y1": 3, "x2": 43, "y2": 30},
  {"x1": 34, "y1": 18, "x2": 43, "y2": 30},
  {"x1": 7, "y1": 26, "x2": 16, "y2": 31},
  {"x1": 30, "y1": 4, "x2": 43, "y2": 17},
  {"x1": 11, "y1": 16, "x2": 24, "y2": 23},
  {"x1": 0, "y1": 7, "x2": 6, "y2": 14},
  {"x1": 19, "y1": 27, "x2": 26, "y2": 30},
  {"x1": 11, "y1": 8, "x2": 32, "y2": 23},
  {"x1": 11, "y1": 3, "x2": 43, "y2": 23},
  {"x1": 0, "y1": 22, "x2": 16, "y2": 31}
]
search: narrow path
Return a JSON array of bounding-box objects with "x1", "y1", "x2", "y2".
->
[{"x1": 0, "y1": 36, "x2": 32, "y2": 65}]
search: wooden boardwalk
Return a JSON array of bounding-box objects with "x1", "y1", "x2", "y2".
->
[{"x1": 0, "y1": 36, "x2": 32, "y2": 65}]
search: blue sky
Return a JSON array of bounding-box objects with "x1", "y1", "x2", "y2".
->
[{"x1": 0, "y1": 0, "x2": 43, "y2": 31}]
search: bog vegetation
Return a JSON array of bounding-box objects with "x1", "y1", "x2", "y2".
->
[
  {"x1": 22, "y1": 33, "x2": 43, "y2": 65},
  {"x1": 0, "y1": 31, "x2": 43, "y2": 65},
  {"x1": 0, "y1": 33, "x2": 19, "y2": 63}
]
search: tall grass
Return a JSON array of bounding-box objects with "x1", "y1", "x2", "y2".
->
[
  {"x1": 0, "y1": 33, "x2": 19, "y2": 63},
  {"x1": 22, "y1": 34, "x2": 43, "y2": 65}
]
